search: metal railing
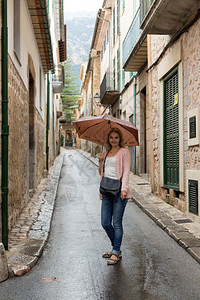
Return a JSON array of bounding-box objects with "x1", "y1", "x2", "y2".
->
[
  {"x1": 100, "y1": 71, "x2": 116, "y2": 101},
  {"x1": 52, "y1": 65, "x2": 64, "y2": 83},
  {"x1": 140, "y1": 0, "x2": 155, "y2": 24},
  {"x1": 122, "y1": 7, "x2": 142, "y2": 67}
]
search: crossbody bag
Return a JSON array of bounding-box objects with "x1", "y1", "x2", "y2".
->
[{"x1": 99, "y1": 151, "x2": 122, "y2": 197}]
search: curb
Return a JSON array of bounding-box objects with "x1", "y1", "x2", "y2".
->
[
  {"x1": 78, "y1": 149, "x2": 200, "y2": 265},
  {"x1": 7, "y1": 153, "x2": 64, "y2": 277},
  {"x1": 131, "y1": 190, "x2": 200, "y2": 264}
]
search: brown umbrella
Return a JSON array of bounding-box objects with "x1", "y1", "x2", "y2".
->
[{"x1": 73, "y1": 114, "x2": 139, "y2": 146}]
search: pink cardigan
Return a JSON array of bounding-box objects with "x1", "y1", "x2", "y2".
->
[{"x1": 99, "y1": 147, "x2": 132, "y2": 199}]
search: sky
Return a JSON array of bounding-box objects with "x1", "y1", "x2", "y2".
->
[{"x1": 64, "y1": 0, "x2": 103, "y2": 13}]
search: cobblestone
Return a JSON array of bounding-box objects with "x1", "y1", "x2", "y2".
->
[{"x1": 6, "y1": 151, "x2": 64, "y2": 278}]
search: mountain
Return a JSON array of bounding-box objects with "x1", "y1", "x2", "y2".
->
[{"x1": 65, "y1": 11, "x2": 97, "y2": 91}]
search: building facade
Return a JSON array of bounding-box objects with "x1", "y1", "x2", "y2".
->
[
  {"x1": 0, "y1": 0, "x2": 66, "y2": 246},
  {"x1": 141, "y1": 0, "x2": 200, "y2": 218},
  {"x1": 80, "y1": 0, "x2": 200, "y2": 220}
]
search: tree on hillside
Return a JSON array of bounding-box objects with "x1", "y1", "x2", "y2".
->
[{"x1": 61, "y1": 58, "x2": 80, "y2": 123}]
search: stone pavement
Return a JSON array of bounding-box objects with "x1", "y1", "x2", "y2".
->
[
  {"x1": 6, "y1": 151, "x2": 64, "y2": 277},
  {"x1": 78, "y1": 149, "x2": 200, "y2": 265}
]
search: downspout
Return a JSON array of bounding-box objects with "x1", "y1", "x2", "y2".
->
[
  {"x1": 1, "y1": 0, "x2": 9, "y2": 249},
  {"x1": 46, "y1": 72, "x2": 50, "y2": 171},
  {"x1": 133, "y1": 77, "x2": 136, "y2": 174}
]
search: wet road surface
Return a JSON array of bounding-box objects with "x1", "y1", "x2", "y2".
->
[{"x1": 1, "y1": 149, "x2": 200, "y2": 300}]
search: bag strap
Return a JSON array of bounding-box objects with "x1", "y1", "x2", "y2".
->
[
  {"x1": 103, "y1": 151, "x2": 122, "y2": 182},
  {"x1": 103, "y1": 151, "x2": 109, "y2": 174}
]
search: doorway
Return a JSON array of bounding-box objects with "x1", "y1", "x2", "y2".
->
[
  {"x1": 140, "y1": 88, "x2": 147, "y2": 174},
  {"x1": 29, "y1": 72, "x2": 36, "y2": 189}
]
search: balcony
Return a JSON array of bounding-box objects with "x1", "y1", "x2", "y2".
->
[
  {"x1": 122, "y1": 7, "x2": 147, "y2": 72},
  {"x1": 100, "y1": 72, "x2": 119, "y2": 105},
  {"x1": 140, "y1": 0, "x2": 200, "y2": 35},
  {"x1": 52, "y1": 65, "x2": 64, "y2": 93}
]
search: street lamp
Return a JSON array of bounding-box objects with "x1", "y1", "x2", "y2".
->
[{"x1": 94, "y1": 92, "x2": 100, "y2": 104}]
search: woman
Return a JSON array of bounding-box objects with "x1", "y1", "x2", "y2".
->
[{"x1": 98, "y1": 128, "x2": 131, "y2": 265}]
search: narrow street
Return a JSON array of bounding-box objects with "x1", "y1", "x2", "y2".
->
[{"x1": 1, "y1": 149, "x2": 200, "y2": 300}]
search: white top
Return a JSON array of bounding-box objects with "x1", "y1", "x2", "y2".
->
[{"x1": 104, "y1": 156, "x2": 118, "y2": 179}]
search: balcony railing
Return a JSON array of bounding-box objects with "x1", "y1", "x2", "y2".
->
[
  {"x1": 52, "y1": 65, "x2": 64, "y2": 93},
  {"x1": 122, "y1": 7, "x2": 142, "y2": 68},
  {"x1": 140, "y1": 0, "x2": 155, "y2": 25},
  {"x1": 140, "y1": 0, "x2": 199, "y2": 35},
  {"x1": 100, "y1": 72, "x2": 119, "y2": 105}
]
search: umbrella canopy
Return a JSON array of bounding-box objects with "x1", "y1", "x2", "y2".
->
[{"x1": 73, "y1": 114, "x2": 139, "y2": 146}]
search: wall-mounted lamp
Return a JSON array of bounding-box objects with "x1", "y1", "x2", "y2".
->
[{"x1": 94, "y1": 93, "x2": 100, "y2": 104}]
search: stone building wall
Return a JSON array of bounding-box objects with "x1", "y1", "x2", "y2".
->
[
  {"x1": 182, "y1": 18, "x2": 200, "y2": 172},
  {"x1": 8, "y1": 55, "x2": 29, "y2": 229},
  {"x1": 7, "y1": 55, "x2": 48, "y2": 230},
  {"x1": 35, "y1": 109, "x2": 46, "y2": 185},
  {"x1": 150, "y1": 19, "x2": 200, "y2": 212}
]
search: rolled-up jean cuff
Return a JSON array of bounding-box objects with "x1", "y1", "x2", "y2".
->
[{"x1": 112, "y1": 249, "x2": 120, "y2": 256}]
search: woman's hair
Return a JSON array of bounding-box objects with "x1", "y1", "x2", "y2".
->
[{"x1": 104, "y1": 128, "x2": 125, "y2": 150}]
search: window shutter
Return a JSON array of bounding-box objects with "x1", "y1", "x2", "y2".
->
[
  {"x1": 164, "y1": 69, "x2": 179, "y2": 189},
  {"x1": 189, "y1": 180, "x2": 198, "y2": 215},
  {"x1": 189, "y1": 116, "x2": 196, "y2": 139}
]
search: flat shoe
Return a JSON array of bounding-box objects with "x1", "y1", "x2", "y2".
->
[
  {"x1": 107, "y1": 254, "x2": 121, "y2": 265},
  {"x1": 102, "y1": 250, "x2": 122, "y2": 259}
]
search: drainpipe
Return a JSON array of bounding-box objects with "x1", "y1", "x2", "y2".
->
[
  {"x1": 1, "y1": 0, "x2": 9, "y2": 249},
  {"x1": 133, "y1": 77, "x2": 136, "y2": 174},
  {"x1": 46, "y1": 72, "x2": 50, "y2": 171}
]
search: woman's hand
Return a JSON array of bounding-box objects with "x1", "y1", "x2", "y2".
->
[
  {"x1": 121, "y1": 190, "x2": 127, "y2": 200},
  {"x1": 98, "y1": 153, "x2": 105, "y2": 161}
]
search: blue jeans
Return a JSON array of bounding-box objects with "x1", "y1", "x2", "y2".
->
[{"x1": 101, "y1": 193, "x2": 128, "y2": 256}]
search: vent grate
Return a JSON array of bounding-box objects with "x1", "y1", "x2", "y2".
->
[
  {"x1": 174, "y1": 219, "x2": 193, "y2": 224},
  {"x1": 189, "y1": 180, "x2": 198, "y2": 215},
  {"x1": 189, "y1": 116, "x2": 196, "y2": 139}
]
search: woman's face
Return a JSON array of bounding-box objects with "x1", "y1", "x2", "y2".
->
[{"x1": 109, "y1": 132, "x2": 120, "y2": 148}]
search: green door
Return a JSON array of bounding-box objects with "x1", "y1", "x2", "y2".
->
[{"x1": 164, "y1": 68, "x2": 179, "y2": 190}]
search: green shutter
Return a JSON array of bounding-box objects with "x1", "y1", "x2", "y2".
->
[
  {"x1": 189, "y1": 180, "x2": 198, "y2": 215},
  {"x1": 123, "y1": 0, "x2": 125, "y2": 11},
  {"x1": 164, "y1": 68, "x2": 179, "y2": 190},
  {"x1": 189, "y1": 116, "x2": 196, "y2": 138}
]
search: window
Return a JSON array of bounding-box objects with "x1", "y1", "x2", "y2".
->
[
  {"x1": 14, "y1": 0, "x2": 20, "y2": 61},
  {"x1": 188, "y1": 108, "x2": 199, "y2": 146},
  {"x1": 101, "y1": 48, "x2": 103, "y2": 61},
  {"x1": 164, "y1": 68, "x2": 179, "y2": 190},
  {"x1": 130, "y1": 71, "x2": 134, "y2": 79},
  {"x1": 122, "y1": 0, "x2": 125, "y2": 12},
  {"x1": 189, "y1": 180, "x2": 198, "y2": 215},
  {"x1": 122, "y1": 70, "x2": 125, "y2": 88},
  {"x1": 189, "y1": 116, "x2": 196, "y2": 139}
]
